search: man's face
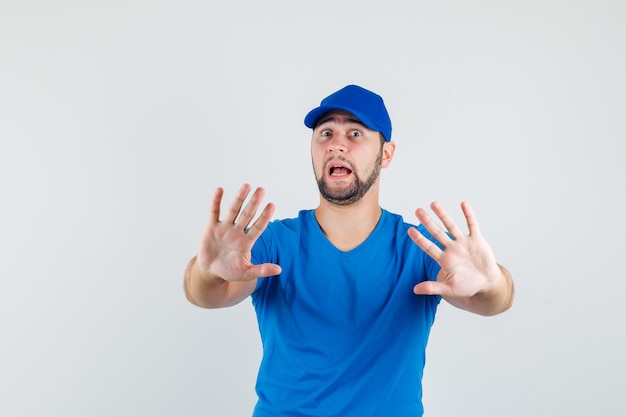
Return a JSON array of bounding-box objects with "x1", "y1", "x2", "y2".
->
[{"x1": 311, "y1": 110, "x2": 392, "y2": 206}]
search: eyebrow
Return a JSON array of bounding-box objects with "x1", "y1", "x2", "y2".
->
[{"x1": 316, "y1": 116, "x2": 366, "y2": 129}]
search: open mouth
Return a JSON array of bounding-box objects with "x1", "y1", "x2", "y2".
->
[{"x1": 329, "y1": 164, "x2": 352, "y2": 177}]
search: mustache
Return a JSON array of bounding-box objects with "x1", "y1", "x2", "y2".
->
[{"x1": 324, "y1": 155, "x2": 354, "y2": 171}]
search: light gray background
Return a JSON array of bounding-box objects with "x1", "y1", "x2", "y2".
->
[{"x1": 1, "y1": 1, "x2": 624, "y2": 416}]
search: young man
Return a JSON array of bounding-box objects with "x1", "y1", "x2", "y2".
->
[{"x1": 184, "y1": 85, "x2": 514, "y2": 416}]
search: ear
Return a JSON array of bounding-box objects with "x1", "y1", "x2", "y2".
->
[{"x1": 381, "y1": 141, "x2": 396, "y2": 168}]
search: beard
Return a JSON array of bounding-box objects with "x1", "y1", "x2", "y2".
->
[{"x1": 315, "y1": 149, "x2": 383, "y2": 206}]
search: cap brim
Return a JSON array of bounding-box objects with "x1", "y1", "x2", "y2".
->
[{"x1": 304, "y1": 105, "x2": 380, "y2": 135}]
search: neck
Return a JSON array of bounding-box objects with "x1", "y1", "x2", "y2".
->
[{"x1": 314, "y1": 190, "x2": 382, "y2": 252}]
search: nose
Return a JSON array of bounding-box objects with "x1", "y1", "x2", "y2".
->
[{"x1": 327, "y1": 135, "x2": 347, "y2": 153}]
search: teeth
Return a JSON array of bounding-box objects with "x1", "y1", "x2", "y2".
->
[{"x1": 330, "y1": 166, "x2": 350, "y2": 176}]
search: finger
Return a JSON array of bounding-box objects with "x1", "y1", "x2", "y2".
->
[
  {"x1": 242, "y1": 263, "x2": 282, "y2": 280},
  {"x1": 460, "y1": 201, "x2": 482, "y2": 237},
  {"x1": 413, "y1": 280, "x2": 450, "y2": 297},
  {"x1": 235, "y1": 187, "x2": 266, "y2": 231},
  {"x1": 207, "y1": 187, "x2": 224, "y2": 224},
  {"x1": 246, "y1": 202, "x2": 276, "y2": 240},
  {"x1": 224, "y1": 183, "x2": 252, "y2": 224},
  {"x1": 430, "y1": 201, "x2": 465, "y2": 240},
  {"x1": 408, "y1": 226, "x2": 443, "y2": 262},
  {"x1": 414, "y1": 207, "x2": 453, "y2": 247}
]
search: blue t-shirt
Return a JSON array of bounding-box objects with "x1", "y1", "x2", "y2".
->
[{"x1": 250, "y1": 209, "x2": 441, "y2": 417}]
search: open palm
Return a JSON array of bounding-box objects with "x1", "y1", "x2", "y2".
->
[
  {"x1": 408, "y1": 201, "x2": 502, "y2": 299},
  {"x1": 196, "y1": 184, "x2": 281, "y2": 282}
]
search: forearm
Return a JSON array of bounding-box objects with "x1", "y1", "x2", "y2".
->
[
  {"x1": 445, "y1": 264, "x2": 515, "y2": 316},
  {"x1": 183, "y1": 256, "x2": 226, "y2": 308},
  {"x1": 184, "y1": 256, "x2": 254, "y2": 309}
]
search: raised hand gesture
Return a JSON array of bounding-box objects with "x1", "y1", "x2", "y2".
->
[
  {"x1": 185, "y1": 184, "x2": 281, "y2": 308},
  {"x1": 408, "y1": 201, "x2": 513, "y2": 315},
  {"x1": 197, "y1": 184, "x2": 281, "y2": 282}
]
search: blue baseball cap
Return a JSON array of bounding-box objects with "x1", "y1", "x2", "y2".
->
[{"x1": 304, "y1": 84, "x2": 392, "y2": 141}]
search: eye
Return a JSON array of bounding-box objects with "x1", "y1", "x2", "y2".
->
[
  {"x1": 320, "y1": 129, "x2": 332, "y2": 137},
  {"x1": 349, "y1": 130, "x2": 362, "y2": 137}
]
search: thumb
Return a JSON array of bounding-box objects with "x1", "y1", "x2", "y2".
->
[
  {"x1": 242, "y1": 263, "x2": 282, "y2": 281},
  {"x1": 413, "y1": 280, "x2": 448, "y2": 296}
]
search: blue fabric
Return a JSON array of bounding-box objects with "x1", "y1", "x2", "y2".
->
[
  {"x1": 303, "y1": 84, "x2": 393, "y2": 141},
  {"x1": 250, "y1": 209, "x2": 441, "y2": 417}
]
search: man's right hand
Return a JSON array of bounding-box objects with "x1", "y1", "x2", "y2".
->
[{"x1": 184, "y1": 184, "x2": 281, "y2": 308}]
